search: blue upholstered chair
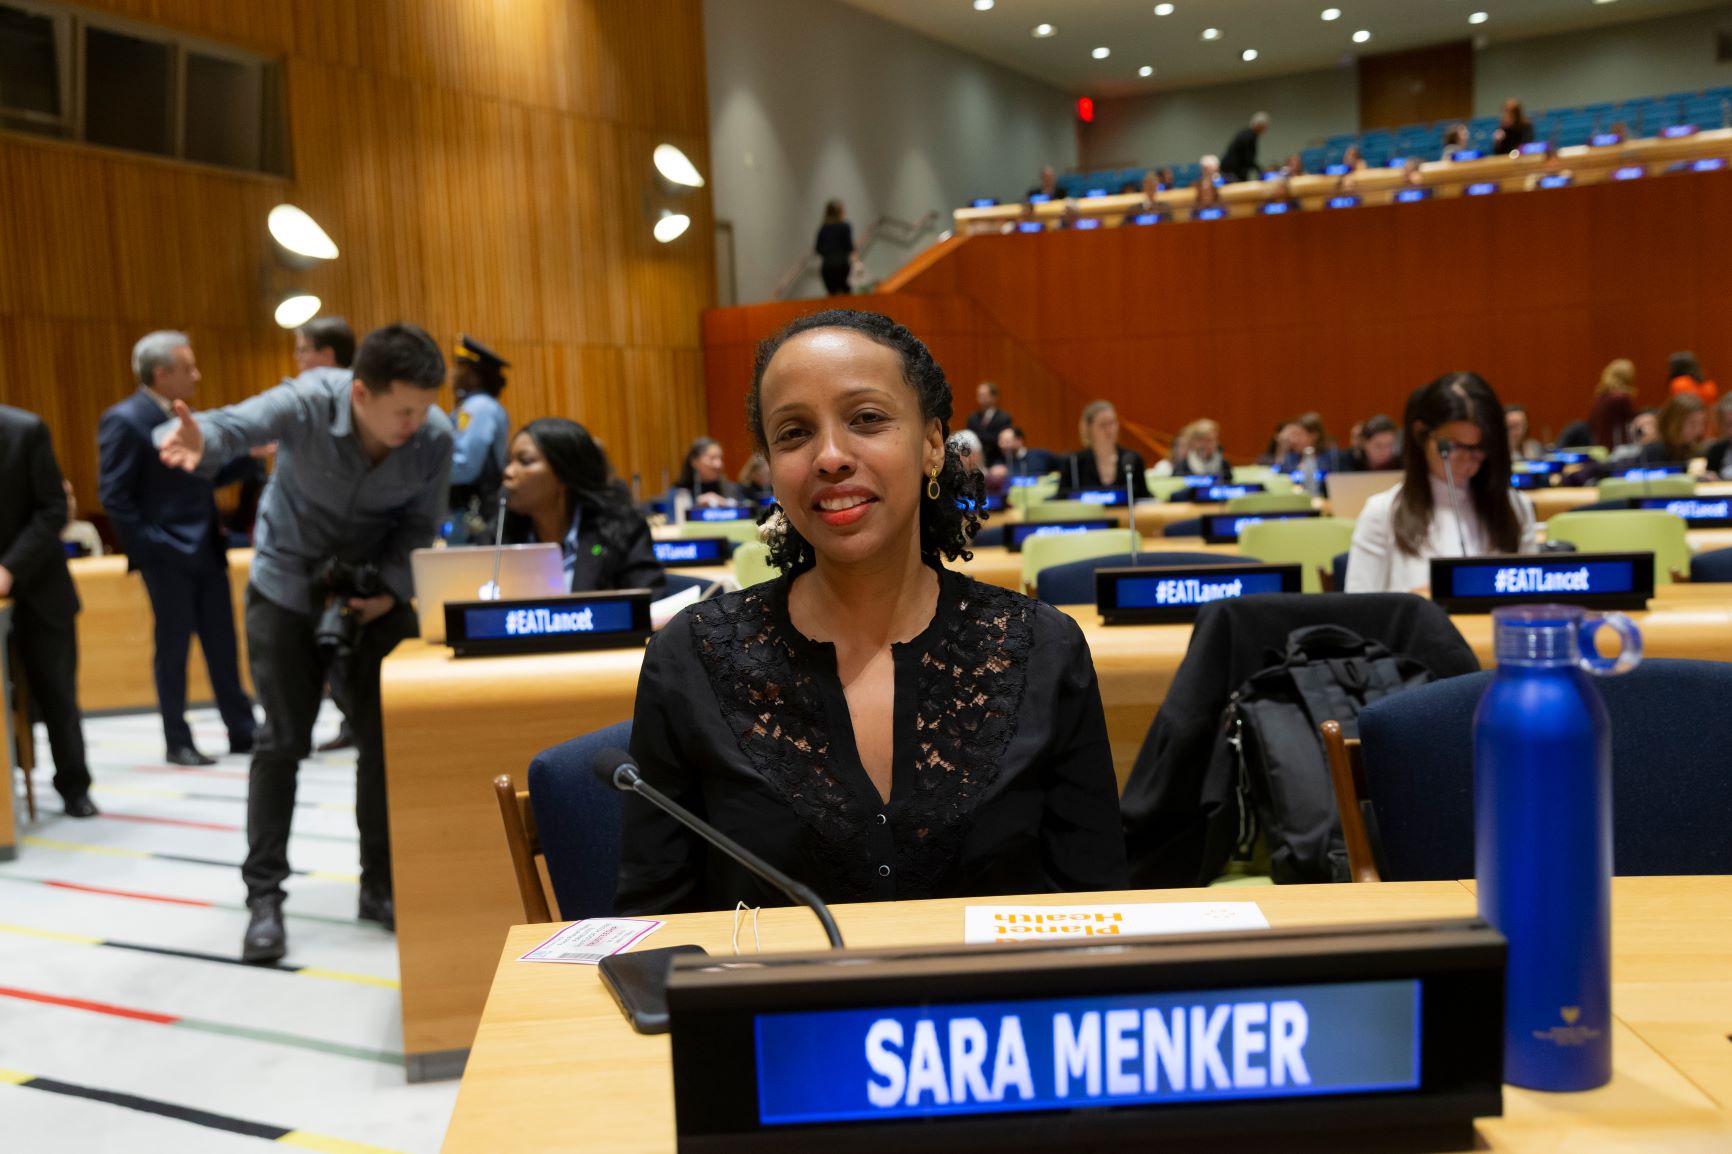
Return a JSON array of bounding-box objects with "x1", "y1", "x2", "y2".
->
[
  {"x1": 1035, "y1": 551, "x2": 1239, "y2": 606},
  {"x1": 971, "y1": 525, "x2": 1007, "y2": 549},
  {"x1": 662, "y1": 573, "x2": 719, "y2": 599},
  {"x1": 1163, "y1": 517, "x2": 1203, "y2": 538},
  {"x1": 1689, "y1": 547, "x2": 1732, "y2": 582},
  {"x1": 1330, "y1": 551, "x2": 1349, "y2": 592},
  {"x1": 1352, "y1": 660, "x2": 1732, "y2": 880},
  {"x1": 525, "y1": 720, "x2": 633, "y2": 920}
]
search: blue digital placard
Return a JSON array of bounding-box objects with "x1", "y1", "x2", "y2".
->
[
  {"x1": 688, "y1": 506, "x2": 753, "y2": 522},
  {"x1": 1693, "y1": 157, "x2": 1726, "y2": 172},
  {"x1": 970, "y1": 197, "x2": 998, "y2": 208},
  {"x1": 1131, "y1": 212, "x2": 1164, "y2": 226},
  {"x1": 1616, "y1": 463, "x2": 1686, "y2": 479},
  {"x1": 1537, "y1": 174, "x2": 1572, "y2": 189},
  {"x1": 1115, "y1": 570, "x2": 1289, "y2": 609},
  {"x1": 1008, "y1": 520, "x2": 1113, "y2": 549},
  {"x1": 1663, "y1": 124, "x2": 1698, "y2": 139},
  {"x1": 1450, "y1": 559, "x2": 1636, "y2": 599},
  {"x1": 1509, "y1": 472, "x2": 1547, "y2": 490},
  {"x1": 1590, "y1": 133, "x2": 1623, "y2": 148},
  {"x1": 1327, "y1": 195, "x2": 1360, "y2": 209},
  {"x1": 1545, "y1": 450, "x2": 1591, "y2": 464},
  {"x1": 753, "y1": 980, "x2": 1421, "y2": 1126},
  {"x1": 1028, "y1": 193, "x2": 1052, "y2": 204},
  {"x1": 1177, "y1": 483, "x2": 1259, "y2": 502},
  {"x1": 1519, "y1": 142, "x2": 1550, "y2": 156},
  {"x1": 1261, "y1": 202, "x2": 1292, "y2": 215},
  {"x1": 1512, "y1": 459, "x2": 1563, "y2": 475},
  {"x1": 461, "y1": 599, "x2": 638, "y2": 641},
  {"x1": 1396, "y1": 188, "x2": 1432, "y2": 203},
  {"x1": 1636, "y1": 497, "x2": 1732, "y2": 522},
  {"x1": 1008, "y1": 474, "x2": 1046, "y2": 488},
  {"x1": 1071, "y1": 488, "x2": 1129, "y2": 507},
  {"x1": 1465, "y1": 181, "x2": 1498, "y2": 196},
  {"x1": 1084, "y1": 187, "x2": 1108, "y2": 198},
  {"x1": 654, "y1": 538, "x2": 727, "y2": 564},
  {"x1": 1324, "y1": 163, "x2": 1350, "y2": 176},
  {"x1": 1451, "y1": 149, "x2": 1483, "y2": 163},
  {"x1": 1072, "y1": 218, "x2": 1103, "y2": 230},
  {"x1": 1202, "y1": 512, "x2": 1315, "y2": 541},
  {"x1": 1017, "y1": 220, "x2": 1045, "y2": 233},
  {"x1": 1195, "y1": 207, "x2": 1226, "y2": 220},
  {"x1": 1613, "y1": 165, "x2": 1644, "y2": 181}
]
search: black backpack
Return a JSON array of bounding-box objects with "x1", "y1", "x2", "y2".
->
[{"x1": 1219, "y1": 624, "x2": 1436, "y2": 884}]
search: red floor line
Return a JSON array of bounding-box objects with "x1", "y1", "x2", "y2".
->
[
  {"x1": 128, "y1": 766, "x2": 251, "y2": 781},
  {"x1": 41, "y1": 880, "x2": 214, "y2": 908},
  {"x1": 0, "y1": 984, "x2": 180, "y2": 1025},
  {"x1": 99, "y1": 813, "x2": 240, "y2": 833}
]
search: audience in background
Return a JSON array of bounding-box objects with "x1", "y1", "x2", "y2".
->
[
  {"x1": 950, "y1": 429, "x2": 986, "y2": 479},
  {"x1": 1606, "y1": 408, "x2": 1661, "y2": 463},
  {"x1": 1139, "y1": 170, "x2": 1162, "y2": 207},
  {"x1": 1401, "y1": 158, "x2": 1425, "y2": 187},
  {"x1": 1281, "y1": 152, "x2": 1306, "y2": 177},
  {"x1": 1339, "y1": 145, "x2": 1366, "y2": 172},
  {"x1": 1346, "y1": 413, "x2": 1403, "y2": 472},
  {"x1": 1264, "y1": 177, "x2": 1301, "y2": 212},
  {"x1": 1440, "y1": 124, "x2": 1469, "y2": 158},
  {"x1": 1668, "y1": 350, "x2": 1719, "y2": 404},
  {"x1": 814, "y1": 199, "x2": 856, "y2": 297},
  {"x1": 1030, "y1": 165, "x2": 1060, "y2": 199},
  {"x1": 736, "y1": 454, "x2": 772, "y2": 504},
  {"x1": 673, "y1": 437, "x2": 744, "y2": 508},
  {"x1": 967, "y1": 381, "x2": 1014, "y2": 467},
  {"x1": 1153, "y1": 418, "x2": 1230, "y2": 477},
  {"x1": 1273, "y1": 411, "x2": 1343, "y2": 473},
  {"x1": 1066, "y1": 401, "x2": 1152, "y2": 497},
  {"x1": 1505, "y1": 405, "x2": 1543, "y2": 460},
  {"x1": 1588, "y1": 357, "x2": 1639, "y2": 448},
  {"x1": 501, "y1": 418, "x2": 666, "y2": 595},
  {"x1": 1638, "y1": 393, "x2": 1709, "y2": 465},
  {"x1": 1221, "y1": 111, "x2": 1269, "y2": 182},
  {"x1": 1193, "y1": 157, "x2": 1223, "y2": 215},
  {"x1": 993, "y1": 426, "x2": 1063, "y2": 485},
  {"x1": 1493, "y1": 98, "x2": 1534, "y2": 153},
  {"x1": 1347, "y1": 372, "x2": 1536, "y2": 593}
]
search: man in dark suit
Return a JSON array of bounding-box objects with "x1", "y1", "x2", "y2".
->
[
  {"x1": 966, "y1": 381, "x2": 1014, "y2": 469},
  {"x1": 0, "y1": 406, "x2": 96, "y2": 816},
  {"x1": 100, "y1": 331, "x2": 258, "y2": 766},
  {"x1": 1220, "y1": 111, "x2": 1270, "y2": 182},
  {"x1": 995, "y1": 425, "x2": 1063, "y2": 480}
]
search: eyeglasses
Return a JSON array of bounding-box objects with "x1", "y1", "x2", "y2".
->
[{"x1": 1436, "y1": 438, "x2": 1488, "y2": 458}]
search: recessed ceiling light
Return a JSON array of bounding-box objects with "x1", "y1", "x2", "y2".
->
[
  {"x1": 1154, "y1": 3, "x2": 1175, "y2": 14},
  {"x1": 1092, "y1": 46, "x2": 1111, "y2": 59},
  {"x1": 1321, "y1": 7, "x2": 1341, "y2": 19},
  {"x1": 1468, "y1": 11, "x2": 1488, "y2": 24},
  {"x1": 1201, "y1": 27, "x2": 1221, "y2": 41},
  {"x1": 973, "y1": 0, "x2": 994, "y2": 9},
  {"x1": 1351, "y1": 28, "x2": 1372, "y2": 42},
  {"x1": 1138, "y1": 65, "x2": 1154, "y2": 77},
  {"x1": 1241, "y1": 48, "x2": 1259, "y2": 61},
  {"x1": 1032, "y1": 22, "x2": 1056, "y2": 37},
  {"x1": 1593, "y1": 0, "x2": 1619, "y2": 4}
]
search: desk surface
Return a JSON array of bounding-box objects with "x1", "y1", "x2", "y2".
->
[{"x1": 441, "y1": 876, "x2": 1732, "y2": 1153}]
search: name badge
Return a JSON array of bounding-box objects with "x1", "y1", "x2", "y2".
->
[
  {"x1": 654, "y1": 537, "x2": 731, "y2": 566},
  {"x1": 1430, "y1": 553, "x2": 1654, "y2": 613},
  {"x1": 1006, "y1": 520, "x2": 1114, "y2": 552},
  {"x1": 1200, "y1": 510, "x2": 1320, "y2": 544},
  {"x1": 1096, "y1": 563, "x2": 1302, "y2": 624},
  {"x1": 443, "y1": 591, "x2": 652, "y2": 657},
  {"x1": 687, "y1": 506, "x2": 754, "y2": 523}
]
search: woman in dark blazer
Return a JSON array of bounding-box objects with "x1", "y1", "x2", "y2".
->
[
  {"x1": 1063, "y1": 400, "x2": 1151, "y2": 498},
  {"x1": 500, "y1": 418, "x2": 666, "y2": 595}
]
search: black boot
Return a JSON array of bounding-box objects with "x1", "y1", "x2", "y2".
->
[
  {"x1": 242, "y1": 895, "x2": 287, "y2": 963},
  {"x1": 357, "y1": 885, "x2": 395, "y2": 931},
  {"x1": 167, "y1": 745, "x2": 217, "y2": 767},
  {"x1": 317, "y1": 723, "x2": 354, "y2": 754}
]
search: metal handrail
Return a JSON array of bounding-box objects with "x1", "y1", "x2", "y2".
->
[{"x1": 772, "y1": 211, "x2": 944, "y2": 299}]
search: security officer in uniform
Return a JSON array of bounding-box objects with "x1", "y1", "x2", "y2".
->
[{"x1": 447, "y1": 335, "x2": 510, "y2": 544}]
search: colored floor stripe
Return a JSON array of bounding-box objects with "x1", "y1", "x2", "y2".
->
[
  {"x1": 23, "y1": 837, "x2": 359, "y2": 881},
  {"x1": 93, "y1": 783, "x2": 356, "y2": 812},
  {"x1": 0, "y1": 923, "x2": 397, "y2": 989},
  {"x1": 101, "y1": 812, "x2": 240, "y2": 833},
  {"x1": 0, "y1": 875, "x2": 375, "y2": 927},
  {"x1": 0, "y1": 1071, "x2": 413, "y2": 1152},
  {"x1": 0, "y1": 985, "x2": 176, "y2": 1024},
  {"x1": 43, "y1": 879, "x2": 214, "y2": 908}
]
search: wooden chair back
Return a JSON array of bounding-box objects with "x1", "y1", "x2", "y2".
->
[
  {"x1": 492, "y1": 774, "x2": 553, "y2": 923},
  {"x1": 1320, "y1": 720, "x2": 1380, "y2": 883}
]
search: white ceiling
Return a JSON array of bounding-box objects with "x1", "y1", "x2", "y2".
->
[{"x1": 836, "y1": 0, "x2": 1728, "y2": 98}]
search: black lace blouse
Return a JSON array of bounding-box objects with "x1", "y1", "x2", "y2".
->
[{"x1": 616, "y1": 566, "x2": 1127, "y2": 915}]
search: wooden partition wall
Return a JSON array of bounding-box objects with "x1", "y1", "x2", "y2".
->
[
  {"x1": 0, "y1": 0, "x2": 714, "y2": 512},
  {"x1": 706, "y1": 171, "x2": 1732, "y2": 466}
]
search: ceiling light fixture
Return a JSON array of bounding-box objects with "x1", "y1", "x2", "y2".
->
[
  {"x1": 973, "y1": 0, "x2": 994, "y2": 9},
  {"x1": 1092, "y1": 46, "x2": 1110, "y2": 59},
  {"x1": 1201, "y1": 27, "x2": 1221, "y2": 40},
  {"x1": 652, "y1": 143, "x2": 705, "y2": 188},
  {"x1": 1139, "y1": 65, "x2": 1154, "y2": 77},
  {"x1": 1032, "y1": 22, "x2": 1056, "y2": 37},
  {"x1": 1154, "y1": 3, "x2": 1175, "y2": 14},
  {"x1": 267, "y1": 205, "x2": 338, "y2": 260},
  {"x1": 1321, "y1": 7, "x2": 1341, "y2": 19},
  {"x1": 1468, "y1": 11, "x2": 1488, "y2": 23},
  {"x1": 654, "y1": 211, "x2": 690, "y2": 244},
  {"x1": 273, "y1": 293, "x2": 321, "y2": 329},
  {"x1": 1241, "y1": 48, "x2": 1259, "y2": 61},
  {"x1": 1352, "y1": 28, "x2": 1372, "y2": 42}
]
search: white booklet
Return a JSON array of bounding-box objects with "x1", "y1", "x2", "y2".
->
[
  {"x1": 964, "y1": 903, "x2": 1268, "y2": 945},
  {"x1": 518, "y1": 917, "x2": 663, "y2": 965}
]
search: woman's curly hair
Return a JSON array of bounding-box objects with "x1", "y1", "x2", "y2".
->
[{"x1": 746, "y1": 309, "x2": 985, "y2": 574}]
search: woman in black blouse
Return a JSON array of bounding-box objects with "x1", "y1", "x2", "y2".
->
[
  {"x1": 814, "y1": 199, "x2": 855, "y2": 296},
  {"x1": 672, "y1": 436, "x2": 746, "y2": 508},
  {"x1": 1064, "y1": 400, "x2": 1152, "y2": 498},
  {"x1": 618, "y1": 309, "x2": 1126, "y2": 914}
]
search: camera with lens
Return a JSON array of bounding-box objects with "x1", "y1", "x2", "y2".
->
[{"x1": 314, "y1": 558, "x2": 385, "y2": 666}]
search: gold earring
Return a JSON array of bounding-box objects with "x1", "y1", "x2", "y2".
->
[{"x1": 926, "y1": 463, "x2": 942, "y2": 500}]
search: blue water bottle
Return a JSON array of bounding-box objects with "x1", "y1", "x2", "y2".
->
[{"x1": 1474, "y1": 604, "x2": 1640, "y2": 1092}]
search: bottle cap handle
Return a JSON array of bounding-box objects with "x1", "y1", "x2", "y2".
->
[{"x1": 1578, "y1": 611, "x2": 1642, "y2": 675}]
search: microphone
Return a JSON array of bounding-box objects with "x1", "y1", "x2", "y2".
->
[
  {"x1": 593, "y1": 749, "x2": 846, "y2": 949},
  {"x1": 479, "y1": 490, "x2": 509, "y2": 600},
  {"x1": 1124, "y1": 461, "x2": 1139, "y2": 563},
  {"x1": 1434, "y1": 439, "x2": 1472, "y2": 557}
]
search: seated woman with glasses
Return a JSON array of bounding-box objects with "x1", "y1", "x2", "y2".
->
[
  {"x1": 1346, "y1": 372, "x2": 1537, "y2": 594},
  {"x1": 616, "y1": 309, "x2": 1127, "y2": 914}
]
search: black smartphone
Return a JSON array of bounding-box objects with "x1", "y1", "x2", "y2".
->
[{"x1": 599, "y1": 944, "x2": 709, "y2": 1034}]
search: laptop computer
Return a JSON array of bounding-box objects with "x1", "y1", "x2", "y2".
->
[
  {"x1": 410, "y1": 544, "x2": 565, "y2": 642},
  {"x1": 1324, "y1": 470, "x2": 1402, "y2": 520}
]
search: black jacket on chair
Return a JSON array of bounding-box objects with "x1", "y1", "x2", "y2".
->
[
  {"x1": 98, "y1": 389, "x2": 259, "y2": 573},
  {"x1": 1120, "y1": 592, "x2": 1480, "y2": 888},
  {"x1": 0, "y1": 405, "x2": 78, "y2": 622},
  {"x1": 566, "y1": 509, "x2": 667, "y2": 597}
]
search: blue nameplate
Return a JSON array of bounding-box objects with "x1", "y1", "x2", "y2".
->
[
  {"x1": 1084, "y1": 187, "x2": 1109, "y2": 198},
  {"x1": 1631, "y1": 496, "x2": 1732, "y2": 527},
  {"x1": 1512, "y1": 459, "x2": 1564, "y2": 475},
  {"x1": 1326, "y1": 195, "x2": 1359, "y2": 209},
  {"x1": 1017, "y1": 220, "x2": 1044, "y2": 233},
  {"x1": 1096, "y1": 562, "x2": 1302, "y2": 624},
  {"x1": 1395, "y1": 188, "x2": 1432, "y2": 203},
  {"x1": 1536, "y1": 174, "x2": 1572, "y2": 189},
  {"x1": 1663, "y1": 124, "x2": 1698, "y2": 139},
  {"x1": 1613, "y1": 462, "x2": 1687, "y2": 478},
  {"x1": 1200, "y1": 510, "x2": 1320, "y2": 544},
  {"x1": 1431, "y1": 552, "x2": 1653, "y2": 613},
  {"x1": 1324, "y1": 163, "x2": 1350, "y2": 176},
  {"x1": 1692, "y1": 157, "x2": 1726, "y2": 172},
  {"x1": 1465, "y1": 181, "x2": 1498, "y2": 196},
  {"x1": 1544, "y1": 450, "x2": 1592, "y2": 464},
  {"x1": 1194, "y1": 207, "x2": 1226, "y2": 220},
  {"x1": 687, "y1": 506, "x2": 754, "y2": 523},
  {"x1": 970, "y1": 197, "x2": 998, "y2": 208},
  {"x1": 1451, "y1": 149, "x2": 1483, "y2": 163},
  {"x1": 1519, "y1": 142, "x2": 1550, "y2": 155},
  {"x1": 1261, "y1": 202, "x2": 1293, "y2": 215},
  {"x1": 1612, "y1": 165, "x2": 1644, "y2": 181},
  {"x1": 1173, "y1": 483, "x2": 1261, "y2": 503},
  {"x1": 664, "y1": 919, "x2": 1505, "y2": 1152},
  {"x1": 1131, "y1": 212, "x2": 1165, "y2": 225},
  {"x1": 1068, "y1": 488, "x2": 1129, "y2": 507},
  {"x1": 1591, "y1": 133, "x2": 1623, "y2": 148},
  {"x1": 1508, "y1": 472, "x2": 1551, "y2": 490},
  {"x1": 443, "y1": 591, "x2": 652, "y2": 657},
  {"x1": 654, "y1": 537, "x2": 732, "y2": 566},
  {"x1": 1008, "y1": 474, "x2": 1048, "y2": 488},
  {"x1": 1006, "y1": 520, "x2": 1114, "y2": 552},
  {"x1": 1028, "y1": 193, "x2": 1052, "y2": 204},
  {"x1": 1072, "y1": 218, "x2": 1103, "y2": 230}
]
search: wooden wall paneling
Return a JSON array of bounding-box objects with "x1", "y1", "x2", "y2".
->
[{"x1": 1357, "y1": 40, "x2": 1474, "y2": 132}]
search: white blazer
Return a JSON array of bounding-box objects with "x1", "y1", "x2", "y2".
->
[{"x1": 1346, "y1": 476, "x2": 1538, "y2": 593}]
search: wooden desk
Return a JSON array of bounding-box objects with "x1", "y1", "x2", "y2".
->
[
  {"x1": 67, "y1": 551, "x2": 253, "y2": 712},
  {"x1": 382, "y1": 583, "x2": 1732, "y2": 1076},
  {"x1": 442, "y1": 876, "x2": 1732, "y2": 1153},
  {"x1": 0, "y1": 601, "x2": 17, "y2": 860}
]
